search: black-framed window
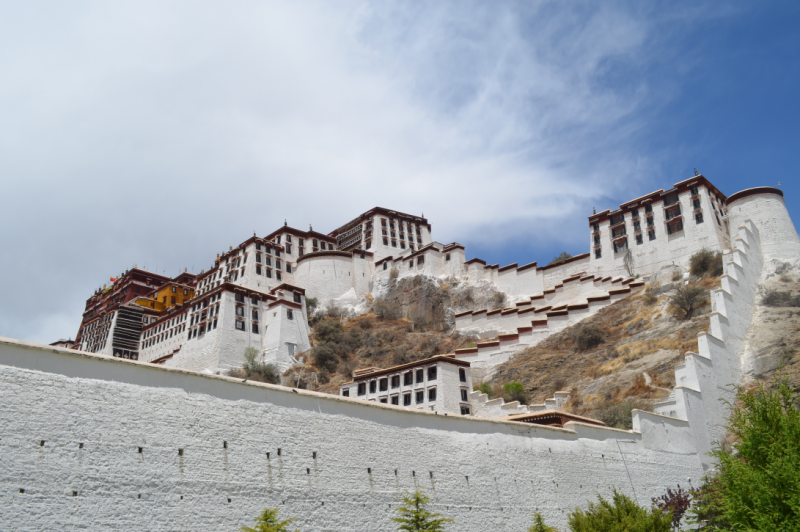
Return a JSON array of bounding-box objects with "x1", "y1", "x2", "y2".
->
[
  {"x1": 648, "y1": 229, "x2": 656, "y2": 241},
  {"x1": 235, "y1": 320, "x2": 245, "y2": 331},
  {"x1": 595, "y1": 248, "x2": 602, "y2": 259},
  {"x1": 636, "y1": 234, "x2": 644, "y2": 245},
  {"x1": 403, "y1": 372, "x2": 413, "y2": 385},
  {"x1": 358, "y1": 383, "x2": 366, "y2": 396},
  {"x1": 427, "y1": 367, "x2": 437, "y2": 380},
  {"x1": 459, "y1": 368, "x2": 467, "y2": 382},
  {"x1": 287, "y1": 309, "x2": 293, "y2": 320},
  {"x1": 391, "y1": 375, "x2": 400, "y2": 388},
  {"x1": 403, "y1": 393, "x2": 412, "y2": 406},
  {"x1": 428, "y1": 388, "x2": 437, "y2": 401},
  {"x1": 695, "y1": 212, "x2": 704, "y2": 224},
  {"x1": 391, "y1": 396, "x2": 399, "y2": 405},
  {"x1": 379, "y1": 397, "x2": 388, "y2": 404},
  {"x1": 252, "y1": 323, "x2": 259, "y2": 334},
  {"x1": 416, "y1": 369, "x2": 424, "y2": 383},
  {"x1": 342, "y1": 389, "x2": 350, "y2": 397},
  {"x1": 461, "y1": 389, "x2": 468, "y2": 401},
  {"x1": 460, "y1": 406, "x2": 471, "y2": 415},
  {"x1": 369, "y1": 381, "x2": 377, "y2": 394},
  {"x1": 415, "y1": 390, "x2": 424, "y2": 404},
  {"x1": 379, "y1": 378, "x2": 388, "y2": 391}
]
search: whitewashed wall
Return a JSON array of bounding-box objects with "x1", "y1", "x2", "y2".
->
[{"x1": 0, "y1": 339, "x2": 703, "y2": 532}]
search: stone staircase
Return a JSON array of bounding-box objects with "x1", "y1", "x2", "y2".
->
[
  {"x1": 469, "y1": 388, "x2": 572, "y2": 419},
  {"x1": 650, "y1": 220, "x2": 763, "y2": 470}
]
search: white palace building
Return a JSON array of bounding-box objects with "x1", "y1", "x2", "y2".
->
[{"x1": 67, "y1": 176, "x2": 797, "y2": 417}]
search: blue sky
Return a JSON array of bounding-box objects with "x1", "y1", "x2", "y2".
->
[{"x1": 0, "y1": 1, "x2": 798, "y2": 343}]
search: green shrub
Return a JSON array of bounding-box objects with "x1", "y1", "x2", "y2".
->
[
  {"x1": 358, "y1": 318, "x2": 374, "y2": 329},
  {"x1": 572, "y1": 325, "x2": 606, "y2": 350},
  {"x1": 548, "y1": 251, "x2": 573, "y2": 266},
  {"x1": 373, "y1": 297, "x2": 402, "y2": 320},
  {"x1": 311, "y1": 344, "x2": 339, "y2": 373},
  {"x1": 596, "y1": 398, "x2": 651, "y2": 430},
  {"x1": 668, "y1": 285, "x2": 707, "y2": 320},
  {"x1": 392, "y1": 488, "x2": 453, "y2": 531},
  {"x1": 230, "y1": 347, "x2": 279, "y2": 384},
  {"x1": 389, "y1": 267, "x2": 400, "y2": 281},
  {"x1": 475, "y1": 382, "x2": 492, "y2": 395},
  {"x1": 689, "y1": 249, "x2": 724, "y2": 278},
  {"x1": 503, "y1": 381, "x2": 527, "y2": 403},
  {"x1": 762, "y1": 288, "x2": 800, "y2": 307},
  {"x1": 313, "y1": 319, "x2": 343, "y2": 344},
  {"x1": 567, "y1": 489, "x2": 673, "y2": 532},
  {"x1": 305, "y1": 297, "x2": 318, "y2": 315},
  {"x1": 240, "y1": 507, "x2": 299, "y2": 532},
  {"x1": 704, "y1": 377, "x2": 800, "y2": 530},
  {"x1": 528, "y1": 513, "x2": 557, "y2": 532}
]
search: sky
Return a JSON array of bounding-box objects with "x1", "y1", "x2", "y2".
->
[{"x1": 1, "y1": 1, "x2": 798, "y2": 343}]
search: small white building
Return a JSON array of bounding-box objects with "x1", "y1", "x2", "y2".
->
[
  {"x1": 329, "y1": 207, "x2": 433, "y2": 262},
  {"x1": 339, "y1": 355, "x2": 474, "y2": 416}
]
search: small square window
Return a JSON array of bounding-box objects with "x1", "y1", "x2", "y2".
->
[
  {"x1": 379, "y1": 378, "x2": 388, "y2": 391},
  {"x1": 403, "y1": 393, "x2": 412, "y2": 406},
  {"x1": 369, "y1": 381, "x2": 377, "y2": 394},
  {"x1": 358, "y1": 383, "x2": 366, "y2": 396},
  {"x1": 404, "y1": 371, "x2": 413, "y2": 386},
  {"x1": 415, "y1": 390, "x2": 424, "y2": 404},
  {"x1": 379, "y1": 397, "x2": 388, "y2": 404},
  {"x1": 391, "y1": 396, "x2": 399, "y2": 405},
  {"x1": 460, "y1": 406, "x2": 471, "y2": 415},
  {"x1": 342, "y1": 389, "x2": 350, "y2": 397},
  {"x1": 235, "y1": 321, "x2": 245, "y2": 331},
  {"x1": 391, "y1": 375, "x2": 400, "y2": 388},
  {"x1": 428, "y1": 388, "x2": 437, "y2": 402},
  {"x1": 446, "y1": 254, "x2": 451, "y2": 261},
  {"x1": 427, "y1": 366, "x2": 437, "y2": 380}
]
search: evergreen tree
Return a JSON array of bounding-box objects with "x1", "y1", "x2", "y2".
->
[
  {"x1": 706, "y1": 377, "x2": 800, "y2": 531},
  {"x1": 240, "y1": 507, "x2": 299, "y2": 532},
  {"x1": 392, "y1": 488, "x2": 453, "y2": 531},
  {"x1": 528, "y1": 512, "x2": 558, "y2": 532},
  {"x1": 567, "y1": 489, "x2": 672, "y2": 532}
]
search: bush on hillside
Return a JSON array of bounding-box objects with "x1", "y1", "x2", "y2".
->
[
  {"x1": 761, "y1": 288, "x2": 800, "y2": 307},
  {"x1": 668, "y1": 285, "x2": 707, "y2": 320},
  {"x1": 503, "y1": 381, "x2": 527, "y2": 403},
  {"x1": 567, "y1": 489, "x2": 673, "y2": 532},
  {"x1": 227, "y1": 347, "x2": 280, "y2": 384},
  {"x1": 314, "y1": 319, "x2": 344, "y2": 344},
  {"x1": 595, "y1": 398, "x2": 651, "y2": 430},
  {"x1": 572, "y1": 324, "x2": 606, "y2": 351},
  {"x1": 548, "y1": 251, "x2": 573, "y2": 266},
  {"x1": 311, "y1": 343, "x2": 339, "y2": 373},
  {"x1": 389, "y1": 267, "x2": 399, "y2": 281},
  {"x1": 689, "y1": 249, "x2": 724, "y2": 278},
  {"x1": 373, "y1": 297, "x2": 402, "y2": 320},
  {"x1": 474, "y1": 382, "x2": 492, "y2": 395}
]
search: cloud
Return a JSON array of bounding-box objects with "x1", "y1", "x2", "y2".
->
[{"x1": 0, "y1": 0, "x2": 726, "y2": 342}]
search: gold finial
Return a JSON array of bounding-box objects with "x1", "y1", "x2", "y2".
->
[
  {"x1": 103, "y1": 283, "x2": 107, "y2": 289},
  {"x1": 216, "y1": 253, "x2": 220, "y2": 260},
  {"x1": 229, "y1": 246, "x2": 233, "y2": 251},
  {"x1": 134, "y1": 263, "x2": 137, "y2": 268}
]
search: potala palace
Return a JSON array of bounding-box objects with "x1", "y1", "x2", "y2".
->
[{"x1": 2, "y1": 175, "x2": 799, "y2": 531}]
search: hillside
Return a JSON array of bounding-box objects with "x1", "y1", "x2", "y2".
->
[{"x1": 285, "y1": 275, "x2": 506, "y2": 393}]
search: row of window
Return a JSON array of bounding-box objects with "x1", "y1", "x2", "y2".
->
[
  {"x1": 352, "y1": 366, "x2": 467, "y2": 395},
  {"x1": 383, "y1": 237, "x2": 422, "y2": 248},
  {"x1": 255, "y1": 265, "x2": 288, "y2": 278},
  {"x1": 143, "y1": 323, "x2": 186, "y2": 349}
]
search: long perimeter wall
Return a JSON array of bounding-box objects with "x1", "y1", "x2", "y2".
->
[{"x1": 1, "y1": 339, "x2": 701, "y2": 532}]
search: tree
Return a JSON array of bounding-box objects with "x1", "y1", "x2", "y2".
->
[
  {"x1": 706, "y1": 377, "x2": 800, "y2": 530},
  {"x1": 668, "y1": 284, "x2": 707, "y2": 320},
  {"x1": 567, "y1": 489, "x2": 673, "y2": 532},
  {"x1": 503, "y1": 381, "x2": 527, "y2": 403},
  {"x1": 689, "y1": 249, "x2": 723, "y2": 278},
  {"x1": 240, "y1": 507, "x2": 299, "y2": 532},
  {"x1": 651, "y1": 485, "x2": 692, "y2": 530},
  {"x1": 240, "y1": 347, "x2": 280, "y2": 384},
  {"x1": 528, "y1": 513, "x2": 558, "y2": 532},
  {"x1": 548, "y1": 251, "x2": 573, "y2": 266},
  {"x1": 392, "y1": 488, "x2": 453, "y2": 531}
]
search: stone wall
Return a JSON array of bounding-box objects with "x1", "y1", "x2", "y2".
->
[{"x1": 1, "y1": 338, "x2": 702, "y2": 532}]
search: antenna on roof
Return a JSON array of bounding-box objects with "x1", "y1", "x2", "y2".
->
[
  {"x1": 593, "y1": 207, "x2": 596, "y2": 214},
  {"x1": 284, "y1": 219, "x2": 288, "y2": 226},
  {"x1": 778, "y1": 181, "x2": 782, "y2": 187},
  {"x1": 309, "y1": 224, "x2": 313, "y2": 231},
  {"x1": 694, "y1": 168, "x2": 699, "y2": 176}
]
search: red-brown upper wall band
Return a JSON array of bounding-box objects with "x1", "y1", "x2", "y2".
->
[
  {"x1": 537, "y1": 253, "x2": 590, "y2": 271},
  {"x1": 725, "y1": 187, "x2": 784, "y2": 206}
]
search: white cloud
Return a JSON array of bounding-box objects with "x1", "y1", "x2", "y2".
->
[{"x1": 0, "y1": 1, "x2": 719, "y2": 341}]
